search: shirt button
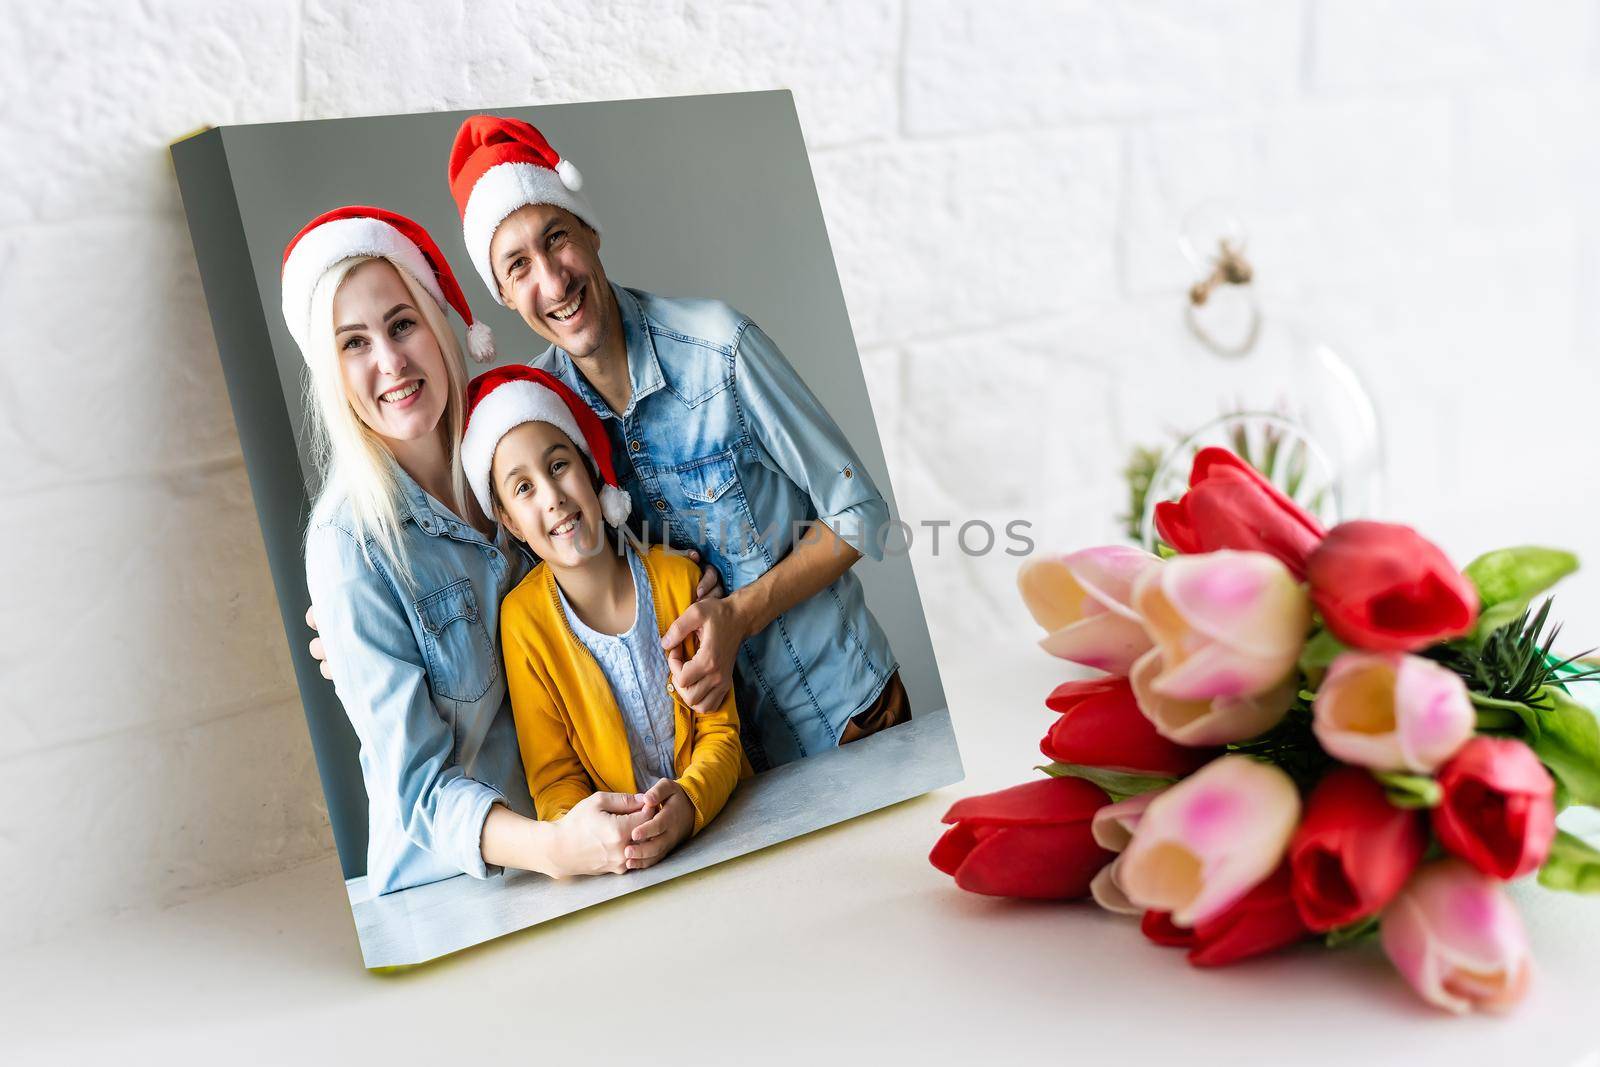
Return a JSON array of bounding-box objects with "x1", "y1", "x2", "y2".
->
[
  {"x1": 666, "y1": 682, "x2": 675, "y2": 694},
  {"x1": 655, "y1": 499, "x2": 668, "y2": 511},
  {"x1": 629, "y1": 440, "x2": 641, "y2": 453},
  {"x1": 843, "y1": 466, "x2": 853, "y2": 479}
]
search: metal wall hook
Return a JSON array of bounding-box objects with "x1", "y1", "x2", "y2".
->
[
  {"x1": 1186, "y1": 236, "x2": 1262, "y2": 357},
  {"x1": 1188, "y1": 239, "x2": 1253, "y2": 305}
]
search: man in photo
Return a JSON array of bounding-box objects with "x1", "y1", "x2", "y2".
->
[{"x1": 448, "y1": 114, "x2": 909, "y2": 770}]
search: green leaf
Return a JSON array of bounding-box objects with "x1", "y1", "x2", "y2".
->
[
  {"x1": 1038, "y1": 762, "x2": 1176, "y2": 803},
  {"x1": 1476, "y1": 602, "x2": 1536, "y2": 642},
  {"x1": 1537, "y1": 828, "x2": 1600, "y2": 894},
  {"x1": 1466, "y1": 546, "x2": 1580, "y2": 607},
  {"x1": 1324, "y1": 914, "x2": 1381, "y2": 948},
  {"x1": 1373, "y1": 771, "x2": 1442, "y2": 809},
  {"x1": 1468, "y1": 693, "x2": 1539, "y2": 734},
  {"x1": 1298, "y1": 628, "x2": 1349, "y2": 676},
  {"x1": 1465, "y1": 547, "x2": 1579, "y2": 638},
  {"x1": 1530, "y1": 687, "x2": 1600, "y2": 809}
]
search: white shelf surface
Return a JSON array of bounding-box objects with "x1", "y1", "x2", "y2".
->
[{"x1": 6, "y1": 642, "x2": 1600, "y2": 1066}]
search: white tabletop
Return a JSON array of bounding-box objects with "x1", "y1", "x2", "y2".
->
[{"x1": 7, "y1": 640, "x2": 1600, "y2": 1066}]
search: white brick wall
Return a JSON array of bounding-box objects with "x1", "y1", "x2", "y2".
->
[{"x1": 4, "y1": 0, "x2": 1599, "y2": 950}]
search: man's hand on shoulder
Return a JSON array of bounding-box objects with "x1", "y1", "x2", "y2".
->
[{"x1": 678, "y1": 548, "x2": 723, "y2": 602}]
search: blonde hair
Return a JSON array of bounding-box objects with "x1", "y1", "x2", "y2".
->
[{"x1": 301, "y1": 255, "x2": 472, "y2": 584}]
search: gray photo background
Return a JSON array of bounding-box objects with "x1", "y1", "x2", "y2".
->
[{"x1": 209, "y1": 91, "x2": 948, "y2": 878}]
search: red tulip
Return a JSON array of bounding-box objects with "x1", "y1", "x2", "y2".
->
[
  {"x1": 930, "y1": 777, "x2": 1114, "y2": 899},
  {"x1": 1140, "y1": 865, "x2": 1311, "y2": 967},
  {"x1": 1288, "y1": 767, "x2": 1427, "y2": 931},
  {"x1": 1140, "y1": 909, "x2": 1195, "y2": 948},
  {"x1": 1306, "y1": 521, "x2": 1479, "y2": 652},
  {"x1": 1042, "y1": 677, "x2": 1213, "y2": 777},
  {"x1": 1152, "y1": 448, "x2": 1326, "y2": 578},
  {"x1": 1433, "y1": 737, "x2": 1557, "y2": 880}
]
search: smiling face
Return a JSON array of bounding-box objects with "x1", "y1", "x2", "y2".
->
[
  {"x1": 332, "y1": 258, "x2": 450, "y2": 448},
  {"x1": 491, "y1": 419, "x2": 607, "y2": 568},
  {"x1": 489, "y1": 203, "x2": 618, "y2": 359}
]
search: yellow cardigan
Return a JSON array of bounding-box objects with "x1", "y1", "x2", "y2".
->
[{"x1": 500, "y1": 544, "x2": 749, "y2": 833}]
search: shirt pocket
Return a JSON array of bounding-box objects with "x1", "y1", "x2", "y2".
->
[
  {"x1": 668, "y1": 450, "x2": 762, "y2": 561},
  {"x1": 414, "y1": 578, "x2": 499, "y2": 706},
  {"x1": 676, "y1": 451, "x2": 739, "y2": 505}
]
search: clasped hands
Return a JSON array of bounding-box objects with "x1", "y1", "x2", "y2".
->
[
  {"x1": 545, "y1": 779, "x2": 693, "y2": 877},
  {"x1": 622, "y1": 778, "x2": 696, "y2": 870}
]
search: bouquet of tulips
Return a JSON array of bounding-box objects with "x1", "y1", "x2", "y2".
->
[{"x1": 932, "y1": 448, "x2": 1600, "y2": 1014}]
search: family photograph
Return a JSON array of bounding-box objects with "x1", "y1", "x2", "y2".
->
[{"x1": 174, "y1": 93, "x2": 961, "y2": 963}]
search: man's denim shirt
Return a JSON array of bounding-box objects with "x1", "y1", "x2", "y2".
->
[
  {"x1": 305, "y1": 467, "x2": 532, "y2": 895},
  {"x1": 535, "y1": 285, "x2": 899, "y2": 767}
]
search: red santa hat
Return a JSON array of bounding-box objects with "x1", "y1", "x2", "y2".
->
[
  {"x1": 448, "y1": 115, "x2": 599, "y2": 305},
  {"x1": 461, "y1": 364, "x2": 633, "y2": 527},
  {"x1": 280, "y1": 205, "x2": 496, "y2": 364}
]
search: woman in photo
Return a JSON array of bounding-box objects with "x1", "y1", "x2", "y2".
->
[{"x1": 282, "y1": 205, "x2": 653, "y2": 895}]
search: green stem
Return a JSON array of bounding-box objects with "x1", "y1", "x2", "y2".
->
[
  {"x1": 1473, "y1": 706, "x2": 1521, "y2": 730},
  {"x1": 1469, "y1": 692, "x2": 1533, "y2": 713},
  {"x1": 1374, "y1": 771, "x2": 1443, "y2": 809}
]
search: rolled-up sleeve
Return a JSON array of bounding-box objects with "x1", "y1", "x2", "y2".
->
[
  {"x1": 305, "y1": 524, "x2": 505, "y2": 879},
  {"x1": 733, "y1": 321, "x2": 891, "y2": 560}
]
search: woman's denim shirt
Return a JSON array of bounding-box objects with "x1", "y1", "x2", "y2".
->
[
  {"x1": 536, "y1": 285, "x2": 899, "y2": 768},
  {"x1": 305, "y1": 466, "x2": 532, "y2": 895}
]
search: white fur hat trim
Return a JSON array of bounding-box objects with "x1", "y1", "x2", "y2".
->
[
  {"x1": 280, "y1": 216, "x2": 445, "y2": 355},
  {"x1": 461, "y1": 161, "x2": 599, "y2": 305},
  {"x1": 461, "y1": 377, "x2": 631, "y2": 524}
]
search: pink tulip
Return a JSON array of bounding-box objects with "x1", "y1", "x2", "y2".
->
[
  {"x1": 1129, "y1": 647, "x2": 1297, "y2": 746},
  {"x1": 1131, "y1": 550, "x2": 1310, "y2": 703},
  {"x1": 1088, "y1": 791, "x2": 1162, "y2": 916},
  {"x1": 1381, "y1": 859, "x2": 1533, "y2": 1014},
  {"x1": 1018, "y1": 546, "x2": 1161, "y2": 674},
  {"x1": 1118, "y1": 755, "x2": 1302, "y2": 927},
  {"x1": 1312, "y1": 651, "x2": 1475, "y2": 773}
]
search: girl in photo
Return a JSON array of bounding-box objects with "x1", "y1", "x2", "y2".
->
[
  {"x1": 461, "y1": 365, "x2": 750, "y2": 870},
  {"x1": 284, "y1": 206, "x2": 657, "y2": 894}
]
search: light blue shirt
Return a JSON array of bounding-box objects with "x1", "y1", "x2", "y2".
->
[
  {"x1": 304, "y1": 464, "x2": 532, "y2": 895},
  {"x1": 554, "y1": 545, "x2": 678, "y2": 789},
  {"x1": 535, "y1": 285, "x2": 900, "y2": 769}
]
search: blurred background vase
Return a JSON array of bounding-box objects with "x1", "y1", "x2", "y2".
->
[{"x1": 1132, "y1": 204, "x2": 1387, "y2": 552}]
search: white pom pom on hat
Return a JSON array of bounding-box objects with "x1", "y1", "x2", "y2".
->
[
  {"x1": 555, "y1": 158, "x2": 583, "y2": 192},
  {"x1": 599, "y1": 484, "x2": 632, "y2": 526},
  {"x1": 466, "y1": 321, "x2": 496, "y2": 365}
]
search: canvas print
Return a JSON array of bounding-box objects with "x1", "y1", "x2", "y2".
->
[{"x1": 170, "y1": 91, "x2": 962, "y2": 967}]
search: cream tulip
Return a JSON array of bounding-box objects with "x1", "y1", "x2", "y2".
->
[
  {"x1": 1018, "y1": 546, "x2": 1161, "y2": 674},
  {"x1": 1381, "y1": 859, "x2": 1532, "y2": 1014},
  {"x1": 1117, "y1": 755, "x2": 1301, "y2": 927},
  {"x1": 1128, "y1": 647, "x2": 1297, "y2": 746},
  {"x1": 1088, "y1": 791, "x2": 1162, "y2": 916},
  {"x1": 1312, "y1": 651, "x2": 1475, "y2": 774},
  {"x1": 1131, "y1": 550, "x2": 1310, "y2": 703}
]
